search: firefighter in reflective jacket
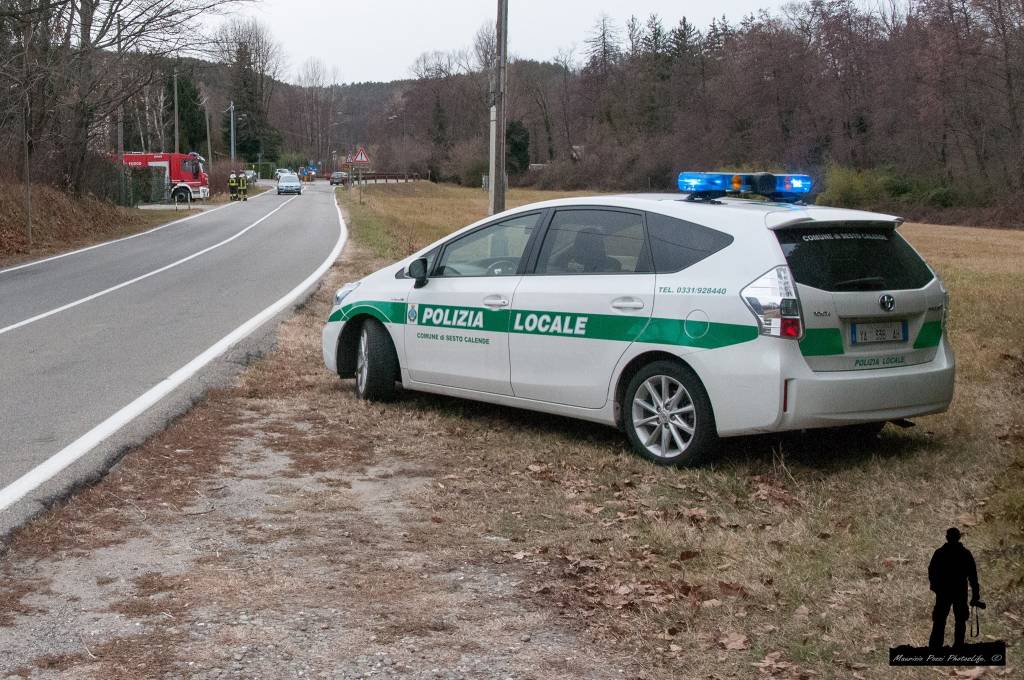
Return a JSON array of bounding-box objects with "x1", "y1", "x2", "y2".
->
[
  {"x1": 228, "y1": 173, "x2": 238, "y2": 201},
  {"x1": 237, "y1": 171, "x2": 248, "y2": 201},
  {"x1": 928, "y1": 527, "x2": 981, "y2": 648}
]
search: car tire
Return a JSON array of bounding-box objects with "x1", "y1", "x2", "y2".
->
[
  {"x1": 354, "y1": 318, "x2": 399, "y2": 402},
  {"x1": 623, "y1": 360, "x2": 717, "y2": 466}
]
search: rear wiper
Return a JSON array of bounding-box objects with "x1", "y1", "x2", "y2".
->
[{"x1": 832, "y1": 276, "x2": 886, "y2": 291}]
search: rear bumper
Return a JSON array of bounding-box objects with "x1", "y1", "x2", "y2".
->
[{"x1": 779, "y1": 338, "x2": 955, "y2": 430}]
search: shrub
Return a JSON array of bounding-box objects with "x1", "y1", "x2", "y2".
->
[
  {"x1": 816, "y1": 164, "x2": 989, "y2": 211},
  {"x1": 815, "y1": 165, "x2": 890, "y2": 209}
]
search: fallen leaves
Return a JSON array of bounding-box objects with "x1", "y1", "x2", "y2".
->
[
  {"x1": 751, "y1": 651, "x2": 803, "y2": 677},
  {"x1": 750, "y1": 476, "x2": 804, "y2": 508},
  {"x1": 718, "y1": 580, "x2": 753, "y2": 598},
  {"x1": 719, "y1": 631, "x2": 749, "y2": 650}
]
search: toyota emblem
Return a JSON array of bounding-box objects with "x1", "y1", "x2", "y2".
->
[{"x1": 879, "y1": 294, "x2": 896, "y2": 312}]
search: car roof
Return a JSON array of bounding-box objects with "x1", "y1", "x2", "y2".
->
[{"x1": 492, "y1": 194, "x2": 899, "y2": 236}]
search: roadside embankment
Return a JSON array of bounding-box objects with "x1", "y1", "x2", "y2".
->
[{"x1": 0, "y1": 183, "x2": 190, "y2": 267}]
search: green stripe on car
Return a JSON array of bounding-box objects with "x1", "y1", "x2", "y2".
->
[
  {"x1": 913, "y1": 320, "x2": 943, "y2": 349},
  {"x1": 330, "y1": 301, "x2": 758, "y2": 350},
  {"x1": 328, "y1": 301, "x2": 408, "y2": 324},
  {"x1": 800, "y1": 328, "x2": 845, "y2": 356}
]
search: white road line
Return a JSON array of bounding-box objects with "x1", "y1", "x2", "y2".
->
[
  {"x1": 0, "y1": 194, "x2": 347, "y2": 515},
  {"x1": 0, "y1": 196, "x2": 298, "y2": 338}
]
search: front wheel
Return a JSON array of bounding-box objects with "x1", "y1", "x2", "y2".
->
[
  {"x1": 623, "y1": 360, "x2": 717, "y2": 466},
  {"x1": 354, "y1": 319, "x2": 399, "y2": 401}
]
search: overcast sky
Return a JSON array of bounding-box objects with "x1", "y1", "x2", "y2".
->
[{"x1": 205, "y1": 0, "x2": 781, "y2": 84}]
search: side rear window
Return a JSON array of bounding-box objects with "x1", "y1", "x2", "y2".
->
[
  {"x1": 775, "y1": 223, "x2": 934, "y2": 291},
  {"x1": 645, "y1": 212, "x2": 733, "y2": 273},
  {"x1": 535, "y1": 209, "x2": 650, "y2": 274}
]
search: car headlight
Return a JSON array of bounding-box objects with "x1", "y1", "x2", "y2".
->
[{"x1": 333, "y1": 282, "x2": 360, "y2": 308}]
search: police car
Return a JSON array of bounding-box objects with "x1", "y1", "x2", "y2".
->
[{"x1": 322, "y1": 172, "x2": 954, "y2": 465}]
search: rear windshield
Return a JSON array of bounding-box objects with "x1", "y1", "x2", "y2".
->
[{"x1": 775, "y1": 222, "x2": 933, "y2": 291}]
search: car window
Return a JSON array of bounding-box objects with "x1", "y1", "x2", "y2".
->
[
  {"x1": 645, "y1": 212, "x2": 734, "y2": 273},
  {"x1": 535, "y1": 209, "x2": 650, "y2": 275},
  {"x1": 435, "y1": 213, "x2": 540, "y2": 278},
  {"x1": 775, "y1": 222, "x2": 934, "y2": 291}
]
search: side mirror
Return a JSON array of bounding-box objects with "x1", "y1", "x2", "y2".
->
[{"x1": 408, "y1": 257, "x2": 429, "y2": 288}]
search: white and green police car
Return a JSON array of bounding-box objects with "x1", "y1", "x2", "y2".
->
[{"x1": 322, "y1": 172, "x2": 954, "y2": 465}]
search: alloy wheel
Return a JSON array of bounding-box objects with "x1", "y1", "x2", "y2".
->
[
  {"x1": 356, "y1": 328, "x2": 369, "y2": 394},
  {"x1": 630, "y1": 375, "x2": 696, "y2": 458}
]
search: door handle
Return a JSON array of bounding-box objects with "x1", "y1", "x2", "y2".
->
[
  {"x1": 611, "y1": 297, "x2": 645, "y2": 311},
  {"x1": 483, "y1": 296, "x2": 510, "y2": 308}
]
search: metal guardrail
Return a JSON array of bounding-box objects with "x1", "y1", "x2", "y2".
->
[{"x1": 343, "y1": 172, "x2": 421, "y2": 183}]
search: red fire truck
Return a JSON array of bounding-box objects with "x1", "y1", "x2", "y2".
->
[{"x1": 121, "y1": 151, "x2": 210, "y2": 202}]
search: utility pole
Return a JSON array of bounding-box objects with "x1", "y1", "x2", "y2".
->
[
  {"x1": 202, "y1": 97, "x2": 213, "y2": 172},
  {"x1": 227, "y1": 101, "x2": 236, "y2": 164},
  {"x1": 173, "y1": 68, "x2": 180, "y2": 154},
  {"x1": 488, "y1": 0, "x2": 509, "y2": 215},
  {"x1": 116, "y1": 15, "x2": 125, "y2": 205},
  {"x1": 21, "y1": 9, "x2": 33, "y2": 244}
]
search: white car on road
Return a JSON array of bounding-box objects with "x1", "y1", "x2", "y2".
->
[
  {"x1": 322, "y1": 172, "x2": 954, "y2": 465},
  {"x1": 277, "y1": 173, "x2": 302, "y2": 195}
]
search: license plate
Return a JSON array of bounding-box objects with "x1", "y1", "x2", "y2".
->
[{"x1": 851, "y1": 320, "x2": 908, "y2": 345}]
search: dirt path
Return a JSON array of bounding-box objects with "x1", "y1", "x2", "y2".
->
[{"x1": 0, "y1": 243, "x2": 630, "y2": 680}]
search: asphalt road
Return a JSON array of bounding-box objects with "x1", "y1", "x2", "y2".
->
[{"x1": 0, "y1": 181, "x2": 344, "y2": 533}]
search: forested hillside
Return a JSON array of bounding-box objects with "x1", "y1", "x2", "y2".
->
[{"x1": 3, "y1": 0, "x2": 1023, "y2": 219}]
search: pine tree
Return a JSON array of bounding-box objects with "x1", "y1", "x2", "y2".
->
[
  {"x1": 669, "y1": 18, "x2": 701, "y2": 62},
  {"x1": 221, "y1": 43, "x2": 281, "y2": 163},
  {"x1": 505, "y1": 120, "x2": 530, "y2": 175},
  {"x1": 585, "y1": 14, "x2": 622, "y2": 75},
  {"x1": 165, "y1": 69, "x2": 205, "y2": 154}
]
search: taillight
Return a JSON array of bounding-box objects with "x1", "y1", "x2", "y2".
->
[{"x1": 741, "y1": 266, "x2": 804, "y2": 339}]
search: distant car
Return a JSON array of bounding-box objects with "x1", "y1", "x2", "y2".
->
[
  {"x1": 244, "y1": 169, "x2": 257, "y2": 183},
  {"x1": 274, "y1": 168, "x2": 294, "y2": 180},
  {"x1": 277, "y1": 173, "x2": 302, "y2": 195},
  {"x1": 330, "y1": 171, "x2": 348, "y2": 186}
]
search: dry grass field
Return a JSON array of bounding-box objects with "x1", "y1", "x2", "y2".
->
[{"x1": 0, "y1": 183, "x2": 1019, "y2": 678}]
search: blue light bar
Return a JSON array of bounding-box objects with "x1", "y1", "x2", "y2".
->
[
  {"x1": 678, "y1": 172, "x2": 747, "y2": 194},
  {"x1": 774, "y1": 174, "x2": 813, "y2": 194},
  {"x1": 677, "y1": 171, "x2": 813, "y2": 197}
]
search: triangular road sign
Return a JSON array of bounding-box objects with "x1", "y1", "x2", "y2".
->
[{"x1": 352, "y1": 146, "x2": 370, "y2": 165}]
